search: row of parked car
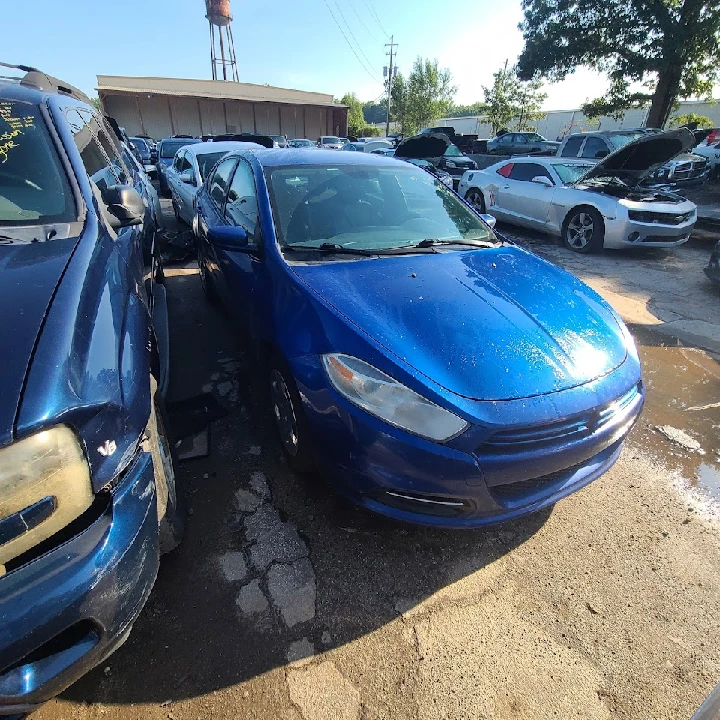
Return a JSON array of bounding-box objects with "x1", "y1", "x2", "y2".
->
[{"x1": 0, "y1": 60, "x2": 717, "y2": 717}]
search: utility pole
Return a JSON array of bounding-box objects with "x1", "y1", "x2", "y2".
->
[{"x1": 385, "y1": 36, "x2": 397, "y2": 136}]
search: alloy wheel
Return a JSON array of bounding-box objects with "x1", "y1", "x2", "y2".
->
[
  {"x1": 270, "y1": 369, "x2": 299, "y2": 456},
  {"x1": 466, "y1": 190, "x2": 484, "y2": 212},
  {"x1": 567, "y1": 212, "x2": 594, "y2": 249}
]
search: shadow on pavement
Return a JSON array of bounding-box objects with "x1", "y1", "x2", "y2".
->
[{"x1": 61, "y1": 267, "x2": 552, "y2": 708}]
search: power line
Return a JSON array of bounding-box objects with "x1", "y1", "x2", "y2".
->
[
  {"x1": 363, "y1": 0, "x2": 389, "y2": 38},
  {"x1": 322, "y1": 0, "x2": 380, "y2": 83},
  {"x1": 348, "y1": 0, "x2": 381, "y2": 44},
  {"x1": 332, "y1": 0, "x2": 376, "y2": 73}
]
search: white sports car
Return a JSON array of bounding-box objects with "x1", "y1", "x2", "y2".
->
[{"x1": 457, "y1": 130, "x2": 698, "y2": 253}]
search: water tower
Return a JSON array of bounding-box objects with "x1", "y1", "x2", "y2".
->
[{"x1": 205, "y1": 0, "x2": 239, "y2": 82}]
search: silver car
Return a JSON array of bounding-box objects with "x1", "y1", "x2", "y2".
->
[
  {"x1": 166, "y1": 141, "x2": 261, "y2": 225},
  {"x1": 457, "y1": 130, "x2": 698, "y2": 253}
]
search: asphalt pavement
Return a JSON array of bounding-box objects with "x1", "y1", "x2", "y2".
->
[{"x1": 30, "y1": 207, "x2": 720, "y2": 720}]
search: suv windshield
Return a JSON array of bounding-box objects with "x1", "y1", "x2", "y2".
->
[
  {"x1": 0, "y1": 101, "x2": 75, "y2": 226},
  {"x1": 160, "y1": 139, "x2": 197, "y2": 158},
  {"x1": 605, "y1": 132, "x2": 645, "y2": 150},
  {"x1": 322, "y1": 137, "x2": 341, "y2": 145},
  {"x1": 196, "y1": 151, "x2": 228, "y2": 180},
  {"x1": 444, "y1": 144, "x2": 463, "y2": 157},
  {"x1": 266, "y1": 163, "x2": 493, "y2": 251}
]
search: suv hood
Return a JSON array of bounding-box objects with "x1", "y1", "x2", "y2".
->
[
  {"x1": 579, "y1": 128, "x2": 696, "y2": 185},
  {"x1": 395, "y1": 132, "x2": 454, "y2": 162},
  {"x1": 293, "y1": 247, "x2": 628, "y2": 401},
  {"x1": 0, "y1": 238, "x2": 78, "y2": 446}
]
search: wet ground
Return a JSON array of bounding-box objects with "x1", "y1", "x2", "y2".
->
[{"x1": 30, "y1": 203, "x2": 720, "y2": 720}]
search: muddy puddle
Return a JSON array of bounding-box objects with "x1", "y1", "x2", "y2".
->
[{"x1": 633, "y1": 338, "x2": 720, "y2": 504}]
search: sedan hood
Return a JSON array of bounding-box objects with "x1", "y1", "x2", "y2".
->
[
  {"x1": 395, "y1": 133, "x2": 452, "y2": 162},
  {"x1": 0, "y1": 238, "x2": 78, "y2": 445},
  {"x1": 293, "y1": 248, "x2": 628, "y2": 401},
  {"x1": 579, "y1": 129, "x2": 696, "y2": 185}
]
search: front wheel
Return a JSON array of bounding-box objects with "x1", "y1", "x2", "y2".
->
[
  {"x1": 465, "y1": 188, "x2": 485, "y2": 213},
  {"x1": 562, "y1": 207, "x2": 605, "y2": 253},
  {"x1": 268, "y1": 356, "x2": 315, "y2": 473}
]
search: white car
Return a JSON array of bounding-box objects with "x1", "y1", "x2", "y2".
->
[
  {"x1": 692, "y1": 140, "x2": 720, "y2": 178},
  {"x1": 167, "y1": 141, "x2": 261, "y2": 225},
  {"x1": 457, "y1": 130, "x2": 698, "y2": 253}
]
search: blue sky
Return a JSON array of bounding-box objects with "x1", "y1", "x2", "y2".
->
[{"x1": 3, "y1": 0, "x2": 610, "y2": 110}]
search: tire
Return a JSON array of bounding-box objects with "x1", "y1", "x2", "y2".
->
[
  {"x1": 147, "y1": 378, "x2": 185, "y2": 553},
  {"x1": 464, "y1": 188, "x2": 486, "y2": 213},
  {"x1": 268, "y1": 354, "x2": 315, "y2": 473},
  {"x1": 172, "y1": 200, "x2": 184, "y2": 225},
  {"x1": 562, "y1": 206, "x2": 605, "y2": 253}
]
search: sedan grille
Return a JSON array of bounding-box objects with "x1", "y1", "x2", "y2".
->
[
  {"x1": 628, "y1": 210, "x2": 695, "y2": 225},
  {"x1": 480, "y1": 384, "x2": 640, "y2": 453}
]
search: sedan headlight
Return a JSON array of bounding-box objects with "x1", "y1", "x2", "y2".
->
[
  {"x1": 322, "y1": 354, "x2": 468, "y2": 442},
  {"x1": 0, "y1": 426, "x2": 93, "y2": 570}
]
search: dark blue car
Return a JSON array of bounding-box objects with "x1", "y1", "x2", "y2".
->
[
  {"x1": 195, "y1": 149, "x2": 644, "y2": 527},
  {"x1": 0, "y1": 66, "x2": 183, "y2": 712}
]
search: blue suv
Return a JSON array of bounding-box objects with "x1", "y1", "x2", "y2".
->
[{"x1": 0, "y1": 65, "x2": 183, "y2": 714}]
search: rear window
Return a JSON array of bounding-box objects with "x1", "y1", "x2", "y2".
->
[
  {"x1": 0, "y1": 101, "x2": 75, "y2": 226},
  {"x1": 196, "y1": 151, "x2": 228, "y2": 180},
  {"x1": 321, "y1": 137, "x2": 341, "y2": 144},
  {"x1": 160, "y1": 140, "x2": 196, "y2": 158}
]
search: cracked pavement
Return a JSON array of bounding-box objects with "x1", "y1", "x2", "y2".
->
[{"x1": 30, "y1": 210, "x2": 720, "y2": 720}]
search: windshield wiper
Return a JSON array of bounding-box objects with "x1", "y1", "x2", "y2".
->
[
  {"x1": 413, "y1": 238, "x2": 498, "y2": 249},
  {"x1": 283, "y1": 242, "x2": 435, "y2": 256}
]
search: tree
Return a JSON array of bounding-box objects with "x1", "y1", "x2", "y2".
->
[
  {"x1": 340, "y1": 92, "x2": 366, "y2": 136},
  {"x1": 400, "y1": 58, "x2": 456, "y2": 135},
  {"x1": 390, "y1": 72, "x2": 409, "y2": 134},
  {"x1": 90, "y1": 97, "x2": 102, "y2": 112},
  {"x1": 447, "y1": 101, "x2": 487, "y2": 118},
  {"x1": 363, "y1": 101, "x2": 387, "y2": 125},
  {"x1": 517, "y1": 0, "x2": 720, "y2": 129},
  {"x1": 514, "y1": 75, "x2": 547, "y2": 130},
  {"x1": 669, "y1": 112, "x2": 713, "y2": 128}
]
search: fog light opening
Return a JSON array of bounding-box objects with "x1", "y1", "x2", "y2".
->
[{"x1": 628, "y1": 231, "x2": 640, "y2": 242}]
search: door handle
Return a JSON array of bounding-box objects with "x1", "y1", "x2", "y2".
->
[{"x1": 503, "y1": 185, "x2": 510, "y2": 189}]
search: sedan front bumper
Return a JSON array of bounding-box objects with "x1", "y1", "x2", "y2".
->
[{"x1": 291, "y1": 356, "x2": 644, "y2": 528}]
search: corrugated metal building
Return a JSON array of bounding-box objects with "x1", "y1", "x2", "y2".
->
[
  {"x1": 97, "y1": 75, "x2": 348, "y2": 141},
  {"x1": 430, "y1": 98, "x2": 720, "y2": 140}
]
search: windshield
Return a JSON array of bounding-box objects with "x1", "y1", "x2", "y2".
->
[
  {"x1": 405, "y1": 158, "x2": 432, "y2": 168},
  {"x1": 266, "y1": 163, "x2": 494, "y2": 252},
  {"x1": 130, "y1": 138, "x2": 147, "y2": 152},
  {"x1": 0, "y1": 101, "x2": 75, "y2": 226},
  {"x1": 322, "y1": 137, "x2": 341, "y2": 145},
  {"x1": 160, "y1": 140, "x2": 197, "y2": 158},
  {"x1": 554, "y1": 163, "x2": 594, "y2": 185},
  {"x1": 197, "y1": 151, "x2": 227, "y2": 180},
  {"x1": 444, "y1": 144, "x2": 463, "y2": 157},
  {"x1": 605, "y1": 132, "x2": 645, "y2": 150}
]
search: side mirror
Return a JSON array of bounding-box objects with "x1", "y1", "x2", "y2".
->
[
  {"x1": 208, "y1": 225, "x2": 249, "y2": 251},
  {"x1": 179, "y1": 169, "x2": 196, "y2": 186},
  {"x1": 480, "y1": 213, "x2": 497, "y2": 229},
  {"x1": 594, "y1": 150, "x2": 610, "y2": 158},
  {"x1": 531, "y1": 175, "x2": 554, "y2": 187},
  {"x1": 105, "y1": 185, "x2": 145, "y2": 228}
]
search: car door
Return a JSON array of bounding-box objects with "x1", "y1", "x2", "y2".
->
[
  {"x1": 175, "y1": 153, "x2": 198, "y2": 224},
  {"x1": 502, "y1": 162, "x2": 557, "y2": 228},
  {"x1": 220, "y1": 159, "x2": 269, "y2": 333},
  {"x1": 197, "y1": 156, "x2": 238, "y2": 305},
  {"x1": 167, "y1": 150, "x2": 184, "y2": 207},
  {"x1": 482, "y1": 162, "x2": 516, "y2": 220},
  {"x1": 509, "y1": 133, "x2": 529, "y2": 155},
  {"x1": 560, "y1": 135, "x2": 584, "y2": 159}
]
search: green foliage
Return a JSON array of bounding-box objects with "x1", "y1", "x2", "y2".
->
[
  {"x1": 517, "y1": 0, "x2": 720, "y2": 128},
  {"x1": 360, "y1": 126, "x2": 383, "y2": 137},
  {"x1": 447, "y1": 101, "x2": 488, "y2": 118},
  {"x1": 669, "y1": 112, "x2": 713, "y2": 128},
  {"x1": 392, "y1": 58, "x2": 456, "y2": 136},
  {"x1": 89, "y1": 97, "x2": 102, "y2": 112},
  {"x1": 363, "y1": 101, "x2": 387, "y2": 125},
  {"x1": 340, "y1": 92, "x2": 367, "y2": 136},
  {"x1": 481, "y1": 61, "x2": 547, "y2": 134}
]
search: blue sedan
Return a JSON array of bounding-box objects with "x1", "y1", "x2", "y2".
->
[{"x1": 195, "y1": 149, "x2": 644, "y2": 527}]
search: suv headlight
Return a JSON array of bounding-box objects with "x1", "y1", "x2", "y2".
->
[
  {"x1": 322, "y1": 354, "x2": 468, "y2": 442},
  {"x1": 0, "y1": 426, "x2": 93, "y2": 571},
  {"x1": 445, "y1": 160, "x2": 457, "y2": 168}
]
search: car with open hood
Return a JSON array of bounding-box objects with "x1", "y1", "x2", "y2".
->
[
  {"x1": 558, "y1": 129, "x2": 710, "y2": 187},
  {"x1": 0, "y1": 65, "x2": 183, "y2": 713},
  {"x1": 194, "y1": 148, "x2": 643, "y2": 528},
  {"x1": 458, "y1": 129, "x2": 699, "y2": 253},
  {"x1": 394, "y1": 132, "x2": 477, "y2": 189}
]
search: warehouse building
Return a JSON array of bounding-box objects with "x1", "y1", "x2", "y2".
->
[{"x1": 97, "y1": 75, "x2": 348, "y2": 141}]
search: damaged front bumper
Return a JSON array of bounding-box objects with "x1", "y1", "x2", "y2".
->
[{"x1": 0, "y1": 451, "x2": 159, "y2": 715}]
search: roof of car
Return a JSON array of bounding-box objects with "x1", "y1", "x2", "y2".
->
[
  {"x1": 185, "y1": 140, "x2": 263, "y2": 156},
  {"x1": 240, "y1": 147, "x2": 402, "y2": 168},
  {"x1": 0, "y1": 66, "x2": 91, "y2": 105}
]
